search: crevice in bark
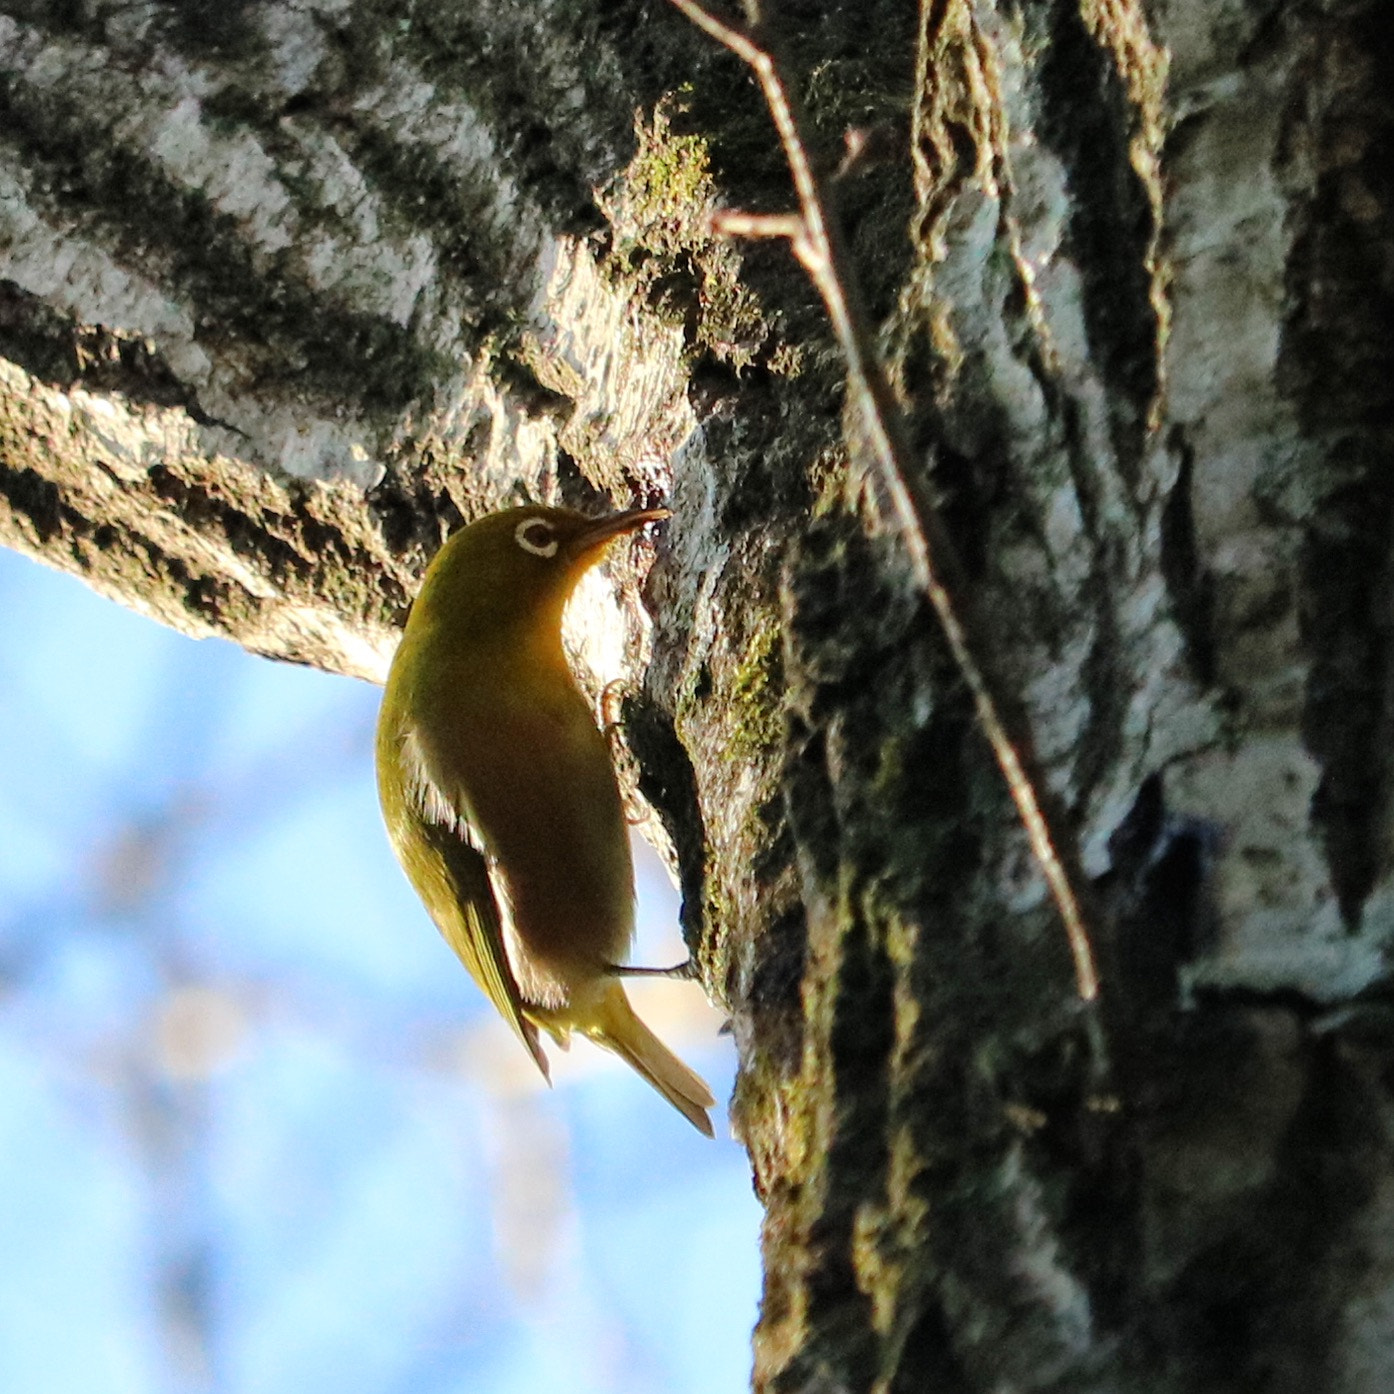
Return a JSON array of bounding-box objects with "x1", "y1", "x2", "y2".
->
[
  {"x1": 1159, "y1": 432, "x2": 1217, "y2": 688},
  {"x1": 1298, "y1": 462, "x2": 1394, "y2": 924},
  {"x1": 746, "y1": 904, "x2": 808, "y2": 1081},
  {"x1": 888, "y1": 1300, "x2": 971, "y2": 1392},
  {"x1": 774, "y1": 913, "x2": 894, "y2": 1394},
  {"x1": 366, "y1": 457, "x2": 468, "y2": 567},
  {"x1": 1280, "y1": 0, "x2": 1394, "y2": 925},
  {"x1": 162, "y1": 0, "x2": 266, "y2": 63},
  {"x1": 1035, "y1": 0, "x2": 1162, "y2": 486},
  {"x1": 624, "y1": 689, "x2": 710, "y2": 953},
  {"x1": 1113, "y1": 774, "x2": 1222, "y2": 984},
  {"x1": 0, "y1": 462, "x2": 61, "y2": 542},
  {"x1": 783, "y1": 723, "x2": 843, "y2": 901},
  {"x1": 1054, "y1": 389, "x2": 1129, "y2": 812}
]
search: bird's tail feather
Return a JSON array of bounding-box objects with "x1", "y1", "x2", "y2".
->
[{"x1": 587, "y1": 983, "x2": 715, "y2": 1137}]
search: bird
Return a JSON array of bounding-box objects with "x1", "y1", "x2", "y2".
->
[{"x1": 375, "y1": 504, "x2": 715, "y2": 1135}]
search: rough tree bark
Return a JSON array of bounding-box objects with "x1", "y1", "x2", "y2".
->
[{"x1": 3, "y1": 0, "x2": 1392, "y2": 1390}]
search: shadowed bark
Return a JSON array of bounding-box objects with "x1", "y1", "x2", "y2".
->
[{"x1": 4, "y1": 0, "x2": 1394, "y2": 1389}]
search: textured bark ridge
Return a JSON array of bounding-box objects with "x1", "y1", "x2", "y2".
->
[{"x1": 4, "y1": 1, "x2": 1394, "y2": 1390}]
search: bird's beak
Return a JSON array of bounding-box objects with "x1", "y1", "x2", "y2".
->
[{"x1": 569, "y1": 507, "x2": 670, "y2": 561}]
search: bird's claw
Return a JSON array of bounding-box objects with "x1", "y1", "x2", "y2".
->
[{"x1": 605, "y1": 958, "x2": 697, "y2": 981}]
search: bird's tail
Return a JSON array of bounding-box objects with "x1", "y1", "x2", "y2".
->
[{"x1": 585, "y1": 982, "x2": 715, "y2": 1137}]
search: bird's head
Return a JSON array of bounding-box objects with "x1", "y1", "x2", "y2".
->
[
  {"x1": 499, "y1": 505, "x2": 669, "y2": 575},
  {"x1": 412, "y1": 504, "x2": 669, "y2": 642}
]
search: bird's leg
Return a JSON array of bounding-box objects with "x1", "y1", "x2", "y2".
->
[
  {"x1": 599, "y1": 678, "x2": 628, "y2": 741},
  {"x1": 605, "y1": 959, "x2": 698, "y2": 980},
  {"x1": 599, "y1": 680, "x2": 649, "y2": 827}
]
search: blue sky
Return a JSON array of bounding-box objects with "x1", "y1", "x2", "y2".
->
[{"x1": 0, "y1": 545, "x2": 759, "y2": 1394}]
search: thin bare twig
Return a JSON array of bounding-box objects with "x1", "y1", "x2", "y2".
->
[{"x1": 669, "y1": 0, "x2": 1102, "y2": 1003}]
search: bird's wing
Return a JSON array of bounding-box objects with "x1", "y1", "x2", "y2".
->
[{"x1": 399, "y1": 726, "x2": 551, "y2": 1081}]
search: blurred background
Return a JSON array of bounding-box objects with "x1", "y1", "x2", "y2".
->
[{"x1": 0, "y1": 545, "x2": 758, "y2": 1394}]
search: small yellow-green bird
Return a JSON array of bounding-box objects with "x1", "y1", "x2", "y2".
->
[{"x1": 376, "y1": 504, "x2": 714, "y2": 1135}]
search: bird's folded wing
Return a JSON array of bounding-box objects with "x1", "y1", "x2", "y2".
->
[{"x1": 400, "y1": 726, "x2": 550, "y2": 1080}]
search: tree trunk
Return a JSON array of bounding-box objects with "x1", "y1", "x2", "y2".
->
[{"x1": 3, "y1": 1, "x2": 1392, "y2": 1389}]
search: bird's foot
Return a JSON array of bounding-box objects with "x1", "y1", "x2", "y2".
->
[
  {"x1": 604, "y1": 958, "x2": 697, "y2": 981},
  {"x1": 598, "y1": 678, "x2": 628, "y2": 740}
]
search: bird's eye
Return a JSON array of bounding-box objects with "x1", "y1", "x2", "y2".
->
[{"x1": 514, "y1": 518, "x2": 559, "y2": 558}]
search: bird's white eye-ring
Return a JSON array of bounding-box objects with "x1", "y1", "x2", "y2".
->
[{"x1": 514, "y1": 518, "x2": 559, "y2": 558}]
